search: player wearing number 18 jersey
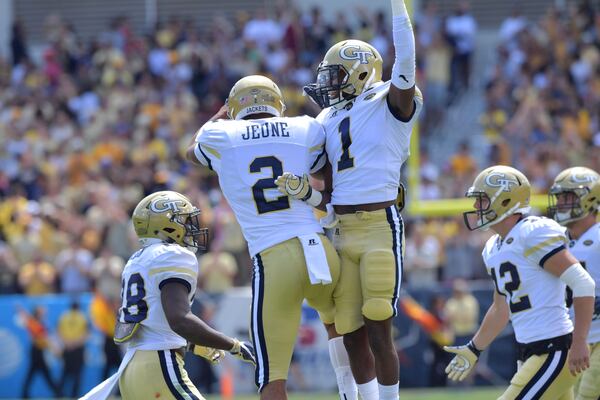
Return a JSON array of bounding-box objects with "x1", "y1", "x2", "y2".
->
[
  {"x1": 82, "y1": 191, "x2": 255, "y2": 400},
  {"x1": 444, "y1": 166, "x2": 595, "y2": 400},
  {"x1": 186, "y1": 75, "x2": 342, "y2": 400},
  {"x1": 549, "y1": 167, "x2": 600, "y2": 400}
]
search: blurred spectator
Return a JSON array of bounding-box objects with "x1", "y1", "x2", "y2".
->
[
  {"x1": 55, "y1": 237, "x2": 94, "y2": 293},
  {"x1": 442, "y1": 217, "x2": 491, "y2": 281},
  {"x1": 199, "y1": 244, "x2": 238, "y2": 299},
  {"x1": 0, "y1": 233, "x2": 20, "y2": 294},
  {"x1": 445, "y1": 1, "x2": 477, "y2": 100},
  {"x1": 57, "y1": 300, "x2": 88, "y2": 397},
  {"x1": 427, "y1": 295, "x2": 450, "y2": 387},
  {"x1": 498, "y1": 9, "x2": 527, "y2": 44},
  {"x1": 19, "y1": 306, "x2": 61, "y2": 398},
  {"x1": 89, "y1": 292, "x2": 121, "y2": 380},
  {"x1": 10, "y1": 21, "x2": 29, "y2": 66},
  {"x1": 404, "y1": 224, "x2": 442, "y2": 287},
  {"x1": 18, "y1": 252, "x2": 57, "y2": 295},
  {"x1": 91, "y1": 247, "x2": 124, "y2": 302},
  {"x1": 443, "y1": 279, "x2": 479, "y2": 347}
]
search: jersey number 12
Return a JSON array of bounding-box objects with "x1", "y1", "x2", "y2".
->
[{"x1": 491, "y1": 262, "x2": 532, "y2": 313}]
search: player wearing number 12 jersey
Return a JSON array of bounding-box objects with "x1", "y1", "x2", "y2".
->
[
  {"x1": 444, "y1": 166, "x2": 595, "y2": 400},
  {"x1": 186, "y1": 75, "x2": 342, "y2": 400}
]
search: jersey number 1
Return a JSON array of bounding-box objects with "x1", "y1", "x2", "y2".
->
[
  {"x1": 250, "y1": 156, "x2": 291, "y2": 214},
  {"x1": 337, "y1": 117, "x2": 354, "y2": 171}
]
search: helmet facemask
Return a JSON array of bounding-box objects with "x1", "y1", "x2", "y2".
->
[
  {"x1": 305, "y1": 64, "x2": 355, "y2": 109},
  {"x1": 548, "y1": 187, "x2": 588, "y2": 226},
  {"x1": 175, "y1": 209, "x2": 208, "y2": 253},
  {"x1": 463, "y1": 190, "x2": 497, "y2": 231}
]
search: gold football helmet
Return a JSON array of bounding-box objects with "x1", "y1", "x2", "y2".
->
[
  {"x1": 304, "y1": 39, "x2": 383, "y2": 109},
  {"x1": 548, "y1": 166, "x2": 600, "y2": 225},
  {"x1": 132, "y1": 191, "x2": 208, "y2": 251},
  {"x1": 226, "y1": 75, "x2": 286, "y2": 120},
  {"x1": 464, "y1": 166, "x2": 531, "y2": 231}
]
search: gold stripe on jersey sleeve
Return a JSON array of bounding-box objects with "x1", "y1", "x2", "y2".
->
[
  {"x1": 148, "y1": 267, "x2": 195, "y2": 278},
  {"x1": 309, "y1": 144, "x2": 324, "y2": 153},
  {"x1": 523, "y1": 236, "x2": 566, "y2": 258},
  {"x1": 202, "y1": 145, "x2": 221, "y2": 159}
]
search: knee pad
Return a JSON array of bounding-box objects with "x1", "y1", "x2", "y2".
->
[
  {"x1": 360, "y1": 250, "x2": 398, "y2": 321},
  {"x1": 362, "y1": 298, "x2": 394, "y2": 321}
]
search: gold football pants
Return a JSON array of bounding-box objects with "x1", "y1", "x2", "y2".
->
[
  {"x1": 251, "y1": 234, "x2": 340, "y2": 390},
  {"x1": 499, "y1": 350, "x2": 575, "y2": 400},
  {"x1": 119, "y1": 349, "x2": 205, "y2": 400}
]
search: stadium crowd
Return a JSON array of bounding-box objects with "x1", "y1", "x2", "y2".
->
[
  {"x1": 0, "y1": 1, "x2": 598, "y2": 296},
  {"x1": 0, "y1": 0, "x2": 598, "y2": 395}
]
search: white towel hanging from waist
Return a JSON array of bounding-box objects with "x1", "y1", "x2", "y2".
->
[{"x1": 298, "y1": 233, "x2": 332, "y2": 285}]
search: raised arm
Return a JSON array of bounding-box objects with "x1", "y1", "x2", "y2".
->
[{"x1": 387, "y1": 0, "x2": 417, "y2": 120}]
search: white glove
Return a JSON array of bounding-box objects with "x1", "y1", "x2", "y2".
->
[
  {"x1": 275, "y1": 172, "x2": 322, "y2": 207},
  {"x1": 190, "y1": 345, "x2": 225, "y2": 364},
  {"x1": 444, "y1": 341, "x2": 481, "y2": 381}
]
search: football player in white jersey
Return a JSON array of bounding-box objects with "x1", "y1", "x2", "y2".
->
[
  {"x1": 444, "y1": 166, "x2": 595, "y2": 400},
  {"x1": 276, "y1": 1, "x2": 421, "y2": 398},
  {"x1": 82, "y1": 191, "x2": 255, "y2": 400},
  {"x1": 185, "y1": 75, "x2": 345, "y2": 400},
  {"x1": 549, "y1": 167, "x2": 600, "y2": 400}
]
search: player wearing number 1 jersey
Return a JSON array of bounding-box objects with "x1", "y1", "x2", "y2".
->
[
  {"x1": 277, "y1": 1, "x2": 422, "y2": 398},
  {"x1": 549, "y1": 167, "x2": 600, "y2": 400},
  {"x1": 444, "y1": 166, "x2": 595, "y2": 400},
  {"x1": 186, "y1": 75, "x2": 342, "y2": 400}
]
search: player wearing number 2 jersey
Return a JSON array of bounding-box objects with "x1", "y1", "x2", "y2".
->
[
  {"x1": 82, "y1": 191, "x2": 255, "y2": 400},
  {"x1": 444, "y1": 166, "x2": 595, "y2": 400},
  {"x1": 186, "y1": 75, "x2": 342, "y2": 400},
  {"x1": 549, "y1": 166, "x2": 600, "y2": 400}
]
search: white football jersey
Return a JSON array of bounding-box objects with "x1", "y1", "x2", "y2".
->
[
  {"x1": 118, "y1": 241, "x2": 198, "y2": 350},
  {"x1": 194, "y1": 116, "x2": 325, "y2": 257},
  {"x1": 482, "y1": 216, "x2": 572, "y2": 344},
  {"x1": 567, "y1": 223, "x2": 600, "y2": 343},
  {"x1": 316, "y1": 81, "x2": 423, "y2": 205}
]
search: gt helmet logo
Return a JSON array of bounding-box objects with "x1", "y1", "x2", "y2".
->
[
  {"x1": 571, "y1": 174, "x2": 598, "y2": 184},
  {"x1": 339, "y1": 45, "x2": 374, "y2": 64},
  {"x1": 149, "y1": 199, "x2": 186, "y2": 213},
  {"x1": 485, "y1": 173, "x2": 519, "y2": 192}
]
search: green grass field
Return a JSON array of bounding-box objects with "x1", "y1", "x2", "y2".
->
[{"x1": 205, "y1": 387, "x2": 504, "y2": 399}]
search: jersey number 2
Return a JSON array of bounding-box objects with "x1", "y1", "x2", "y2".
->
[
  {"x1": 492, "y1": 262, "x2": 532, "y2": 313},
  {"x1": 337, "y1": 117, "x2": 354, "y2": 171},
  {"x1": 250, "y1": 156, "x2": 290, "y2": 214},
  {"x1": 121, "y1": 273, "x2": 148, "y2": 323}
]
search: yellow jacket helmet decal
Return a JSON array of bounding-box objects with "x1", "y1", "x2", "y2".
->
[
  {"x1": 304, "y1": 39, "x2": 383, "y2": 109},
  {"x1": 548, "y1": 166, "x2": 600, "y2": 225},
  {"x1": 226, "y1": 75, "x2": 286, "y2": 120},
  {"x1": 463, "y1": 165, "x2": 531, "y2": 231},
  {"x1": 132, "y1": 191, "x2": 208, "y2": 251}
]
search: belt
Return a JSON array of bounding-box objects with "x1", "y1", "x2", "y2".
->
[
  {"x1": 517, "y1": 333, "x2": 572, "y2": 361},
  {"x1": 334, "y1": 200, "x2": 396, "y2": 215},
  {"x1": 174, "y1": 347, "x2": 185, "y2": 358}
]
